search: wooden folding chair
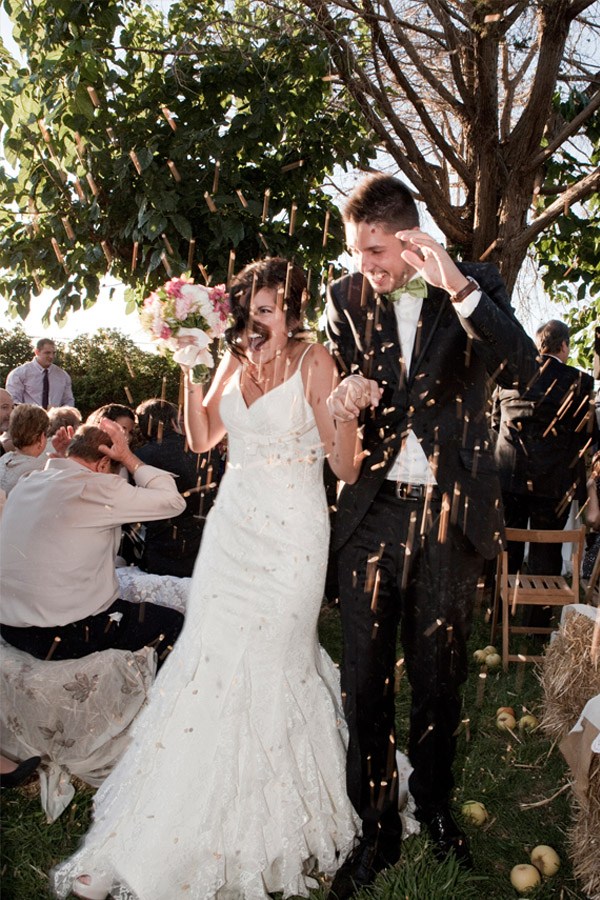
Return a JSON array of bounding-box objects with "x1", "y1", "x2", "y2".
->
[{"x1": 490, "y1": 525, "x2": 587, "y2": 670}]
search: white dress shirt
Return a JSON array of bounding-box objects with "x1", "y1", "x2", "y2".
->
[
  {"x1": 5, "y1": 359, "x2": 74, "y2": 408},
  {"x1": 0, "y1": 457, "x2": 186, "y2": 628},
  {"x1": 386, "y1": 283, "x2": 481, "y2": 484}
]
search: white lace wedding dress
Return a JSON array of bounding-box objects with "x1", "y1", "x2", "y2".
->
[{"x1": 52, "y1": 355, "x2": 359, "y2": 900}]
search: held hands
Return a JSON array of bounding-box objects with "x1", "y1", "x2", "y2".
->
[
  {"x1": 327, "y1": 374, "x2": 382, "y2": 423},
  {"x1": 396, "y1": 230, "x2": 470, "y2": 296}
]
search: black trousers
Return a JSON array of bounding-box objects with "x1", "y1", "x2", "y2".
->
[
  {"x1": 502, "y1": 491, "x2": 570, "y2": 629},
  {"x1": 336, "y1": 485, "x2": 483, "y2": 844},
  {"x1": 0, "y1": 599, "x2": 184, "y2": 671}
]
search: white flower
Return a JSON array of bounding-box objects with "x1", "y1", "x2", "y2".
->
[{"x1": 171, "y1": 328, "x2": 215, "y2": 368}]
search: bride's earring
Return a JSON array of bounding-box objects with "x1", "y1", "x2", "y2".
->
[{"x1": 287, "y1": 330, "x2": 294, "y2": 338}]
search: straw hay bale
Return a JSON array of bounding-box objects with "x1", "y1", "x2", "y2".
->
[
  {"x1": 539, "y1": 610, "x2": 600, "y2": 742},
  {"x1": 568, "y1": 751, "x2": 600, "y2": 900}
]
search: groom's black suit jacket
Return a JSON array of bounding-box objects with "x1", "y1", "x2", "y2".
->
[{"x1": 326, "y1": 262, "x2": 538, "y2": 560}]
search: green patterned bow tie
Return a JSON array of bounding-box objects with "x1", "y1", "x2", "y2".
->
[{"x1": 389, "y1": 276, "x2": 428, "y2": 301}]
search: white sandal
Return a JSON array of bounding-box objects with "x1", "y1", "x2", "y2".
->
[{"x1": 72, "y1": 873, "x2": 112, "y2": 899}]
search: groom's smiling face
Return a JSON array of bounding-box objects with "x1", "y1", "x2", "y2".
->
[{"x1": 345, "y1": 220, "x2": 418, "y2": 294}]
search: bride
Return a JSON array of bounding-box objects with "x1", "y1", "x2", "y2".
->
[{"x1": 52, "y1": 258, "x2": 366, "y2": 900}]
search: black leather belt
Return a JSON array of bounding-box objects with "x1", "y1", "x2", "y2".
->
[{"x1": 379, "y1": 480, "x2": 441, "y2": 501}]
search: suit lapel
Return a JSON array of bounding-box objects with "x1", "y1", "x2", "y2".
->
[{"x1": 408, "y1": 288, "x2": 450, "y2": 384}]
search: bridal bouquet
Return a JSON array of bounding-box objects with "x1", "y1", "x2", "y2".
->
[{"x1": 140, "y1": 276, "x2": 230, "y2": 383}]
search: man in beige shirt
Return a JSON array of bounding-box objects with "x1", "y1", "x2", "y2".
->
[{"x1": 0, "y1": 419, "x2": 186, "y2": 669}]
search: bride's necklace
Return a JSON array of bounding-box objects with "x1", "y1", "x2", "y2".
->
[{"x1": 242, "y1": 347, "x2": 293, "y2": 397}]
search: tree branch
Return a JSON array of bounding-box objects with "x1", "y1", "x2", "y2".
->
[
  {"x1": 517, "y1": 166, "x2": 600, "y2": 249},
  {"x1": 528, "y1": 88, "x2": 600, "y2": 170}
]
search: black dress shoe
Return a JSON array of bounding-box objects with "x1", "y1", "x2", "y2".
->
[
  {"x1": 0, "y1": 755, "x2": 41, "y2": 789},
  {"x1": 418, "y1": 806, "x2": 473, "y2": 869},
  {"x1": 329, "y1": 836, "x2": 399, "y2": 899}
]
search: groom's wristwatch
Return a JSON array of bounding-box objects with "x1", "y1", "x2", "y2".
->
[{"x1": 449, "y1": 276, "x2": 479, "y2": 303}]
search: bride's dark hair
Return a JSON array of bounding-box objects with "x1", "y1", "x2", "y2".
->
[{"x1": 224, "y1": 257, "x2": 310, "y2": 360}]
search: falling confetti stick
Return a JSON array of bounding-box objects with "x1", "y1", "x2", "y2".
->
[
  {"x1": 45, "y1": 636, "x2": 61, "y2": 660},
  {"x1": 370, "y1": 569, "x2": 381, "y2": 613},
  {"x1": 51, "y1": 237, "x2": 68, "y2": 271},
  {"x1": 376, "y1": 780, "x2": 388, "y2": 810},
  {"x1": 212, "y1": 160, "x2": 220, "y2": 194},
  {"x1": 61, "y1": 216, "x2": 75, "y2": 241},
  {"x1": 38, "y1": 119, "x2": 51, "y2": 142},
  {"x1": 187, "y1": 239, "x2": 196, "y2": 271},
  {"x1": 235, "y1": 188, "x2": 248, "y2": 208},
  {"x1": 322, "y1": 210, "x2": 330, "y2": 247},
  {"x1": 478, "y1": 238, "x2": 497, "y2": 262},
  {"x1": 484, "y1": 12, "x2": 502, "y2": 21},
  {"x1": 87, "y1": 85, "x2": 101, "y2": 107},
  {"x1": 131, "y1": 241, "x2": 139, "y2": 273},
  {"x1": 124, "y1": 385, "x2": 134, "y2": 404},
  {"x1": 106, "y1": 127, "x2": 118, "y2": 144},
  {"x1": 288, "y1": 201, "x2": 297, "y2": 236},
  {"x1": 101, "y1": 241, "x2": 113, "y2": 265},
  {"x1": 162, "y1": 233, "x2": 174, "y2": 255},
  {"x1": 167, "y1": 160, "x2": 181, "y2": 182},
  {"x1": 161, "y1": 252, "x2": 172, "y2": 276},
  {"x1": 394, "y1": 658, "x2": 404, "y2": 692},
  {"x1": 258, "y1": 232, "x2": 269, "y2": 251},
  {"x1": 475, "y1": 670, "x2": 487, "y2": 707},
  {"x1": 161, "y1": 105, "x2": 177, "y2": 131},
  {"x1": 227, "y1": 249, "x2": 236, "y2": 287},
  {"x1": 157, "y1": 418, "x2": 165, "y2": 443},
  {"x1": 74, "y1": 130, "x2": 86, "y2": 155},
  {"x1": 281, "y1": 159, "x2": 304, "y2": 172},
  {"x1": 424, "y1": 617, "x2": 444, "y2": 638},
  {"x1": 204, "y1": 191, "x2": 217, "y2": 213},
  {"x1": 130, "y1": 150, "x2": 143, "y2": 175},
  {"x1": 125, "y1": 357, "x2": 135, "y2": 379},
  {"x1": 32, "y1": 271, "x2": 42, "y2": 292},
  {"x1": 73, "y1": 178, "x2": 86, "y2": 201},
  {"x1": 161, "y1": 376, "x2": 167, "y2": 402},
  {"x1": 261, "y1": 188, "x2": 270, "y2": 223},
  {"x1": 198, "y1": 263, "x2": 210, "y2": 283},
  {"x1": 86, "y1": 173, "x2": 99, "y2": 197}
]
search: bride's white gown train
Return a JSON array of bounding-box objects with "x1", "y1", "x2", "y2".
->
[{"x1": 52, "y1": 357, "x2": 359, "y2": 900}]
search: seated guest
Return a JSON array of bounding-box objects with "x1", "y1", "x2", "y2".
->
[
  {"x1": 129, "y1": 399, "x2": 220, "y2": 577},
  {"x1": 0, "y1": 404, "x2": 49, "y2": 495},
  {"x1": 0, "y1": 388, "x2": 14, "y2": 456},
  {"x1": 0, "y1": 420, "x2": 186, "y2": 670}
]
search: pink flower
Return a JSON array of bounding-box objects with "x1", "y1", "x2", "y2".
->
[{"x1": 164, "y1": 276, "x2": 191, "y2": 298}]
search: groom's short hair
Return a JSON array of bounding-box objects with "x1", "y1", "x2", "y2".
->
[{"x1": 344, "y1": 174, "x2": 419, "y2": 232}]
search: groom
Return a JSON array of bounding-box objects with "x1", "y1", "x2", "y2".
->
[{"x1": 326, "y1": 174, "x2": 537, "y2": 896}]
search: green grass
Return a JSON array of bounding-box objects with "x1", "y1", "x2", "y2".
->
[{"x1": 1, "y1": 602, "x2": 586, "y2": 899}]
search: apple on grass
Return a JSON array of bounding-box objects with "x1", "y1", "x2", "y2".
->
[
  {"x1": 485, "y1": 652, "x2": 502, "y2": 668},
  {"x1": 461, "y1": 800, "x2": 488, "y2": 826},
  {"x1": 510, "y1": 863, "x2": 541, "y2": 894},
  {"x1": 496, "y1": 711, "x2": 517, "y2": 731},
  {"x1": 518, "y1": 714, "x2": 539, "y2": 732},
  {"x1": 473, "y1": 648, "x2": 488, "y2": 663},
  {"x1": 531, "y1": 844, "x2": 560, "y2": 876},
  {"x1": 496, "y1": 706, "x2": 515, "y2": 718}
]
